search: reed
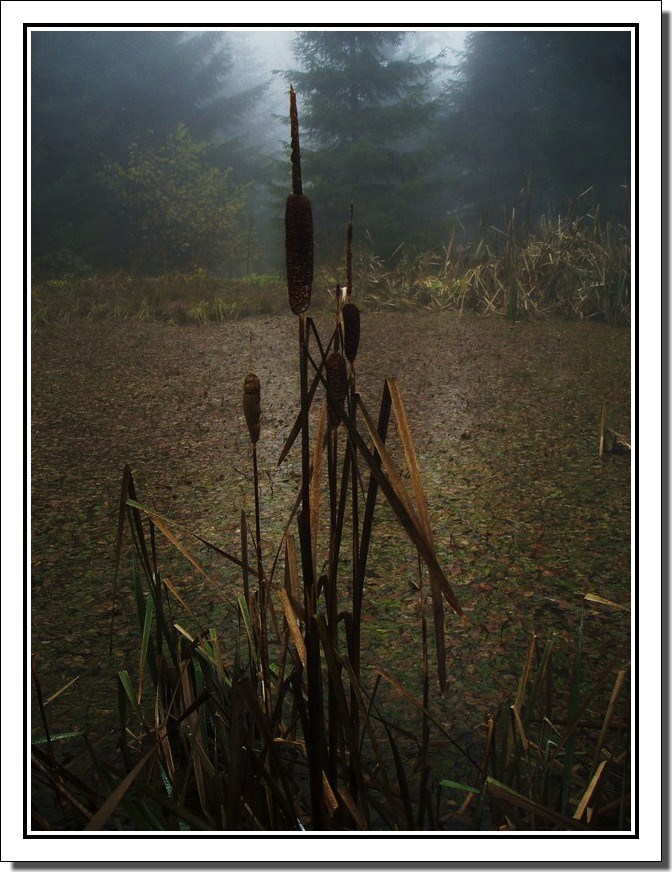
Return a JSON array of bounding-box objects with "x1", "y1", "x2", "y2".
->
[
  {"x1": 31, "y1": 204, "x2": 629, "y2": 328},
  {"x1": 351, "y1": 207, "x2": 630, "y2": 325},
  {"x1": 92, "y1": 86, "x2": 464, "y2": 831}
]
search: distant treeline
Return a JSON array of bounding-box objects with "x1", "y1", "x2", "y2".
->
[{"x1": 31, "y1": 29, "x2": 630, "y2": 278}]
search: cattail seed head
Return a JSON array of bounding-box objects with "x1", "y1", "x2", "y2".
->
[
  {"x1": 243, "y1": 372, "x2": 261, "y2": 444},
  {"x1": 326, "y1": 352, "x2": 348, "y2": 426},
  {"x1": 285, "y1": 193, "x2": 313, "y2": 314},
  {"x1": 341, "y1": 302, "x2": 360, "y2": 363}
]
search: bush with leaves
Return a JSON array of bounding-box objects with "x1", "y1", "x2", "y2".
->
[{"x1": 107, "y1": 125, "x2": 250, "y2": 274}]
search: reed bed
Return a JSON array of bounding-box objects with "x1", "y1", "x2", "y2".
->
[
  {"x1": 354, "y1": 213, "x2": 630, "y2": 325},
  {"x1": 31, "y1": 210, "x2": 630, "y2": 329}
]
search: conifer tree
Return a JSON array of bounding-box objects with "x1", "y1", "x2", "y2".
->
[
  {"x1": 286, "y1": 32, "x2": 442, "y2": 260},
  {"x1": 443, "y1": 30, "x2": 631, "y2": 234}
]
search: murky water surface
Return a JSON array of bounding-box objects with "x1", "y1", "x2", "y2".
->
[{"x1": 31, "y1": 312, "x2": 631, "y2": 814}]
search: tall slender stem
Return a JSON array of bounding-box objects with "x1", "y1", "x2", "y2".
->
[
  {"x1": 252, "y1": 444, "x2": 270, "y2": 716},
  {"x1": 348, "y1": 379, "x2": 361, "y2": 799},
  {"x1": 298, "y1": 313, "x2": 325, "y2": 829},
  {"x1": 326, "y1": 422, "x2": 340, "y2": 791}
]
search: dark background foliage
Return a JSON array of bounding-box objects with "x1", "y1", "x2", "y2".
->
[
  {"x1": 441, "y1": 31, "x2": 631, "y2": 239},
  {"x1": 30, "y1": 28, "x2": 631, "y2": 277}
]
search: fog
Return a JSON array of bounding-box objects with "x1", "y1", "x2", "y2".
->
[
  {"x1": 213, "y1": 30, "x2": 466, "y2": 154},
  {"x1": 30, "y1": 28, "x2": 630, "y2": 276}
]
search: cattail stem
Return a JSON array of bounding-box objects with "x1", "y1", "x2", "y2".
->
[
  {"x1": 298, "y1": 313, "x2": 325, "y2": 829},
  {"x1": 416, "y1": 558, "x2": 431, "y2": 829},
  {"x1": 326, "y1": 420, "x2": 340, "y2": 792},
  {"x1": 252, "y1": 446, "x2": 264, "y2": 590},
  {"x1": 299, "y1": 316, "x2": 312, "y2": 558},
  {"x1": 252, "y1": 444, "x2": 271, "y2": 716},
  {"x1": 286, "y1": 88, "x2": 312, "y2": 314},
  {"x1": 347, "y1": 384, "x2": 361, "y2": 801},
  {"x1": 346, "y1": 202, "x2": 353, "y2": 297}
]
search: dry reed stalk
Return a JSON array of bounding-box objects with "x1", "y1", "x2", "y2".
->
[
  {"x1": 286, "y1": 85, "x2": 324, "y2": 827},
  {"x1": 326, "y1": 351, "x2": 348, "y2": 426}
]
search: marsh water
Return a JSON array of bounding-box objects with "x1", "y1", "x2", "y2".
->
[{"x1": 31, "y1": 311, "x2": 630, "y2": 813}]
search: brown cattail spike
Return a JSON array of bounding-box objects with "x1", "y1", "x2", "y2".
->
[
  {"x1": 285, "y1": 193, "x2": 313, "y2": 314},
  {"x1": 289, "y1": 85, "x2": 302, "y2": 196},
  {"x1": 342, "y1": 302, "x2": 360, "y2": 363},
  {"x1": 243, "y1": 372, "x2": 261, "y2": 444},
  {"x1": 326, "y1": 352, "x2": 348, "y2": 427}
]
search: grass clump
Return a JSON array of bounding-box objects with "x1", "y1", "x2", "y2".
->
[
  {"x1": 30, "y1": 271, "x2": 294, "y2": 328},
  {"x1": 353, "y1": 209, "x2": 629, "y2": 324},
  {"x1": 470, "y1": 622, "x2": 630, "y2": 832}
]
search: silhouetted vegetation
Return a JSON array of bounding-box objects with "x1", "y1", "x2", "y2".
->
[{"x1": 440, "y1": 31, "x2": 631, "y2": 239}]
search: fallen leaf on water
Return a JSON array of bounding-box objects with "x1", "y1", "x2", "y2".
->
[{"x1": 584, "y1": 593, "x2": 630, "y2": 612}]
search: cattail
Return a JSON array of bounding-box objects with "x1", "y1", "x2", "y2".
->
[
  {"x1": 289, "y1": 85, "x2": 302, "y2": 197},
  {"x1": 326, "y1": 352, "x2": 348, "y2": 426},
  {"x1": 243, "y1": 372, "x2": 261, "y2": 444},
  {"x1": 285, "y1": 193, "x2": 313, "y2": 314},
  {"x1": 341, "y1": 302, "x2": 360, "y2": 363},
  {"x1": 346, "y1": 202, "x2": 353, "y2": 296},
  {"x1": 286, "y1": 86, "x2": 313, "y2": 314}
]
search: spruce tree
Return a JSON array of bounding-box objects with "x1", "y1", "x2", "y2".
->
[
  {"x1": 286, "y1": 31, "x2": 442, "y2": 261},
  {"x1": 443, "y1": 30, "x2": 631, "y2": 235}
]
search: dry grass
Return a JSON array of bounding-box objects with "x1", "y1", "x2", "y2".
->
[
  {"x1": 31, "y1": 208, "x2": 630, "y2": 330},
  {"x1": 348, "y1": 213, "x2": 629, "y2": 325}
]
